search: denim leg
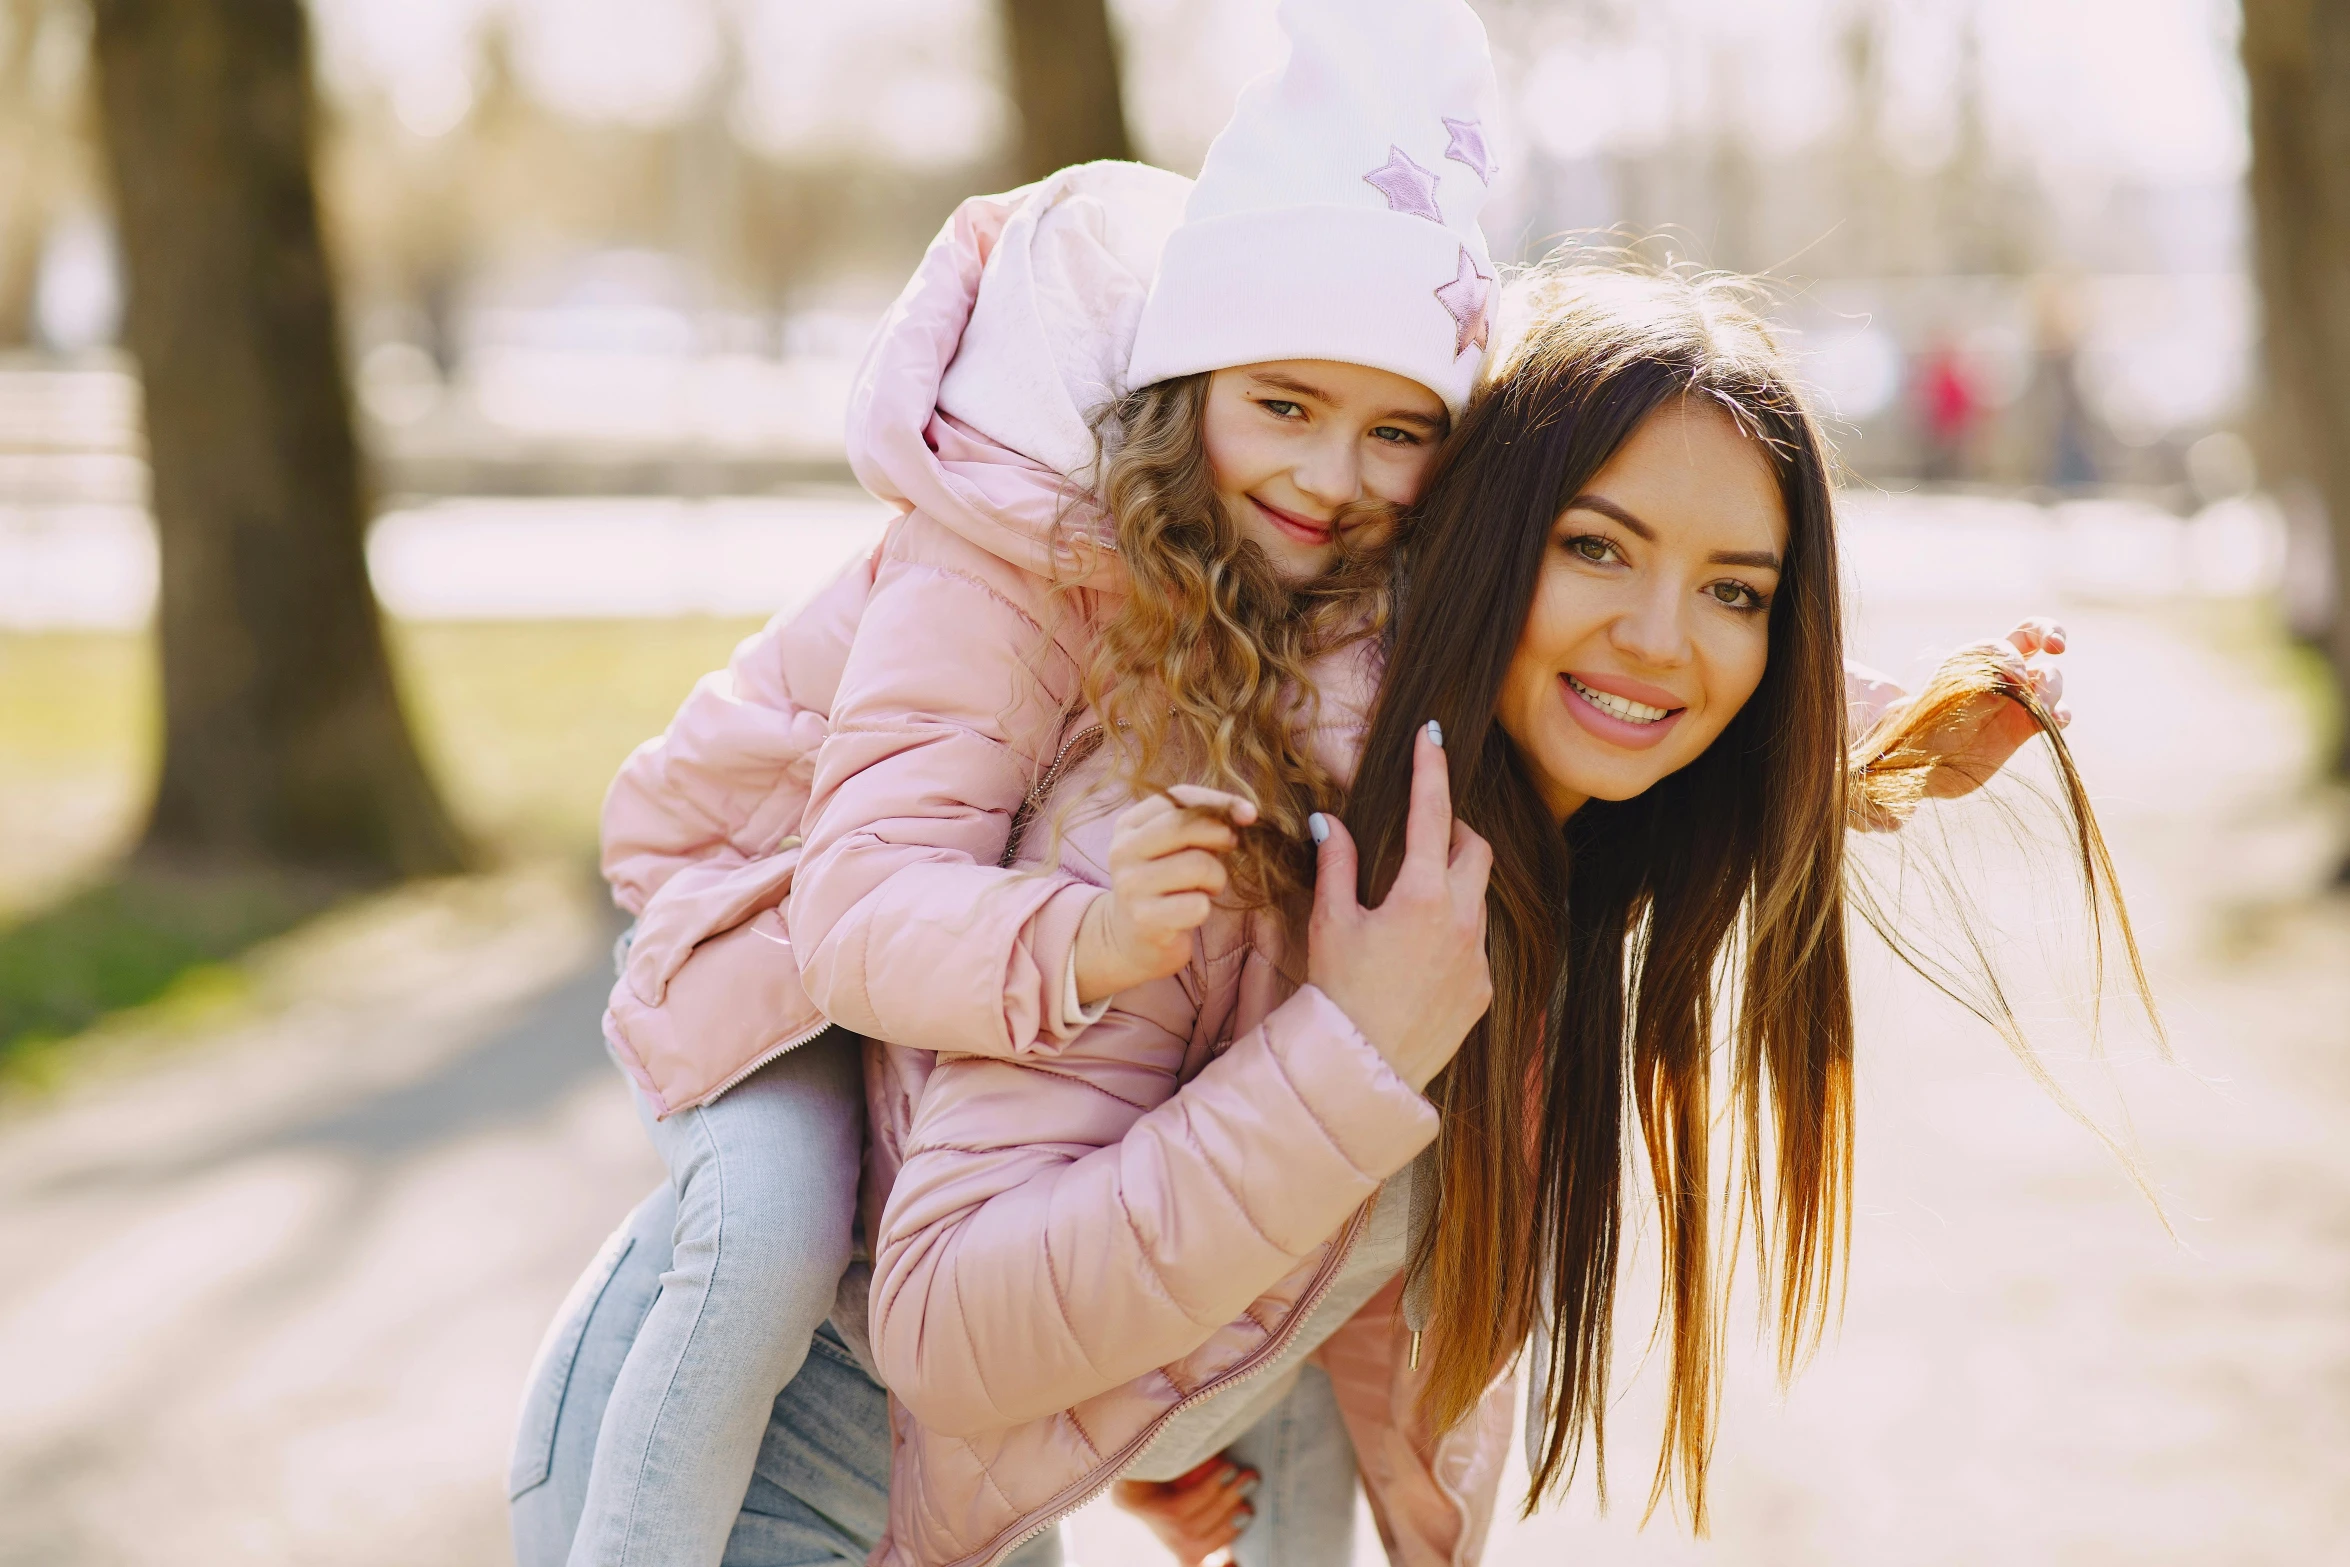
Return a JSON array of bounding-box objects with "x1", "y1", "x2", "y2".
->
[
  {"x1": 722, "y1": 1323, "x2": 1063, "y2": 1567},
  {"x1": 510, "y1": 1184, "x2": 676, "y2": 1567},
  {"x1": 1222, "y1": 1364, "x2": 1359, "y2": 1567},
  {"x1": 570, "y1": 1032, "x2": 866, "y2": 1567}
]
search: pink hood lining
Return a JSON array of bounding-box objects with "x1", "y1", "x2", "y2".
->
[{"x1": 844, "y1": 161, "x2": 1191, "y2": 594}]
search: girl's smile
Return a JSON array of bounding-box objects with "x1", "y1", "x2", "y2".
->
[{"x1": 1246, "y1": 494, "x2": 1336, "y2": 548}]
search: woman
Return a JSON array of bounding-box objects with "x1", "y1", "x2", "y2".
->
[{"x1": 514, "y1": 264, "x2": 2114, "y2": 1567}]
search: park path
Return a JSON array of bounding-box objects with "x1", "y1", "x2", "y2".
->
[{"x1": 0, "y1": 514, "x2": 2345, "y2": 1565}]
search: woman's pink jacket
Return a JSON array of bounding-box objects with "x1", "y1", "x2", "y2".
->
[{"x1": 602, "y1": 164, "x2": 1520, "y2": 1567}]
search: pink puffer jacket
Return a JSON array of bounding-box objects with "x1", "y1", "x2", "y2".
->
[
  {"x1": 600, "y1": 162, "x2": 1520, "y2": 1566},
  {"x1": 778, "y1": 172, "x2": 1520, "y2": 1564},
  {"x1": 847, "y1": 691, "x2": 1521, "y2": 1567},
  {"x1": 597, "y1": 158, "x2": 1181, "y2": 1115},
  {"x1": 598, "y1": 553, "x2": 868, "y2": 1116}
]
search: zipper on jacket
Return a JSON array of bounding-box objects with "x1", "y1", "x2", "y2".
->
[
  {"x1": 959, "y1": 1196, "x2": 1374, "y2": 1567},
  {"x1": 999, "y1": 723, "x2": 1105, "y2": 869},
  {"x1": 677, "y1": 1013, "x2": 838, "y2": 1114}
]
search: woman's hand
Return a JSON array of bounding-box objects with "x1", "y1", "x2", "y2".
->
[
  {"x1": 1112, "y1": 1456, "x2": 1257, "y2": 1566},
  {"x1": 1907, "y1": 618, "x2": 2072, "y2": 800},
  {"x1": 1306, "y1": 721, "x2": 1494, "y2": 1093},
  {"x1": 1073, "y1": 788, "x2": 1259, "y2": 1006}
]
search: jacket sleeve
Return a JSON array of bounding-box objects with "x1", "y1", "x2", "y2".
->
[
  {"x1": 600, "y1": 550, "x2": 869, "y2": 916},
  {"x1": 786, "y1": 511, "x2": 1111, "y2": 1057},
  {"x1": 868, "y1": 983, "x2": 1439, "y2": 1438}
]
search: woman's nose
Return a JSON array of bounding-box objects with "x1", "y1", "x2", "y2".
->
[{"x1": 1609, "y1": 585, "x2": 1692, "y2": 667}]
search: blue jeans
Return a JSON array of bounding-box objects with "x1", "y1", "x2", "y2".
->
[
  {"x1": 1223, "y1": 1365, "x2": 1359, "y2": 1567},
  {"x1": 510, "y1": 1179, "x2": 1064, "y2": 1566},
  {"x1": 511, "y1": 1032, "x2": 865, "y2": 1567}
]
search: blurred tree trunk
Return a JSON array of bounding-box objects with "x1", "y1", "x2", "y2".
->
[
  {"x1": 2241, "y1": 0, "x2": 2350, "y2": 776},
  {"x1": 87, "y1": 0, "x2": 467, "y2": 879},
  {"x1": 999, "y1": 0, "x2": 1134, "y2": 182},
  {"x1": 0, "y1": 0, "x2": 52, "y2": 345}
]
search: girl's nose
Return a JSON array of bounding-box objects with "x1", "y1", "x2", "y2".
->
[{"x1": 1289, "y1": 435, "x2": 1361, "y2": 511}]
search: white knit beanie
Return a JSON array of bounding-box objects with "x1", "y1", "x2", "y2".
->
[{"x1": 1125, "y1": 0, "x2": 1503, "y2": 416}]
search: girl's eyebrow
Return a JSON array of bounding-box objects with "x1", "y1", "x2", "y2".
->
[
  {"x1": 1247, "y1": 371, "x2": 1333, "y2": 403},
  {"x1": 1249, "y1": 372, "x2": 1444, "y2": 431},
  {"x1": 1565, "y1": 493, "x2": 1782, "y2": 570}
]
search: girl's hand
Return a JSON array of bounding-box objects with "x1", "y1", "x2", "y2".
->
[
  {"x1": 1909, "y1": 618, "x2": 2072, "y2": 800},
  {"x1": 1073, "y1": 787, "x2": 1259, "y2": 1006},
  {"x1": 1112, "y1": 1457, "x2": 1257, "y2": 1567},
  {"x1": 1306, "y1": 722, "x2": 1494, "y2": 1093}
]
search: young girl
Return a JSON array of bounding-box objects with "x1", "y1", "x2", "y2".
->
[{"x1": 511, "y1": 1, "x2": 2070, "y2": 1561}]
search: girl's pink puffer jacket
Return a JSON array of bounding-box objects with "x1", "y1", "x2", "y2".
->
[
  {"x1": 597, "y1": 158, "x2": 1179, "y2": 1115},
  {"x1": 599, "y1": 552, "x2": 868, "y2": 1116},
  {"x1": 778, "y1": 171, "x2": 1521, "y2": 1564}
]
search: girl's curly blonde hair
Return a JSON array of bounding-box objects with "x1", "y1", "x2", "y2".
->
[{"x1": 1065, "y1": 372, "x2": 1402, "y2": 911}]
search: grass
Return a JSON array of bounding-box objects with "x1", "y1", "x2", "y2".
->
[
  {"x1": 0, "y1": 617, "x2": 762, "y2": 1075},
  {"x1": 2181, "y1": 598, "x2": 2343, "y2": 775},
  {"x1": 0, "y1": 868, "x2": 330, "y2": 1088}
]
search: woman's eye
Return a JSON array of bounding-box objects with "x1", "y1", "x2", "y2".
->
[
  {"x1": 1567, "y1": 534, "x2": 1616, "y2": 564},
  {"x1": 1707, "y1": 579, "x2": 1767, "y2": 611}
]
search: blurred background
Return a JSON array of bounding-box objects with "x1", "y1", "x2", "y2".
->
[{"x1": 0, "y1": 0, "x2": 2345, "y2": 1562}]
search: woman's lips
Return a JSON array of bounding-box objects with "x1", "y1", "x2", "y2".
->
[
  {"x1": 1559, "y1": 672, "x2": 1686, "y2": 751},
  {"x1": 1249, "y1": 496, "x2": 1335, "y2": 547}
]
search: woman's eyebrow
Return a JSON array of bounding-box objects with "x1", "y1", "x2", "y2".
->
[
  {"x1": 1567, "y1": 493, "x2": 1782, "y2": 569},
  {"x1": 1565, "y1": 493, "x2": 1654, "y2": 539}
]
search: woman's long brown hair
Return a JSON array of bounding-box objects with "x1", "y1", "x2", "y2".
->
[{"x1": 1344, "y1": 268, "x2": 2152, "y2": 1528}]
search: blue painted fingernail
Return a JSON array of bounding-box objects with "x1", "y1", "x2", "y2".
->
[
  {"x1": 1308, "y1": 812, "x2": 1330, "y2": 845},
  {"x1": 1425, "y1": 719, "x2": 1443, "y2": 748}
]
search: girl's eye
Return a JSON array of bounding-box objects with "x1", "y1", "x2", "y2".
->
[
  {"x1": 1369, "y1": 425, "x2": 1419, "y2": 446},
  {"x1": 1707, "y1": 579, "x2": 1768, "y2": 612},
  {"x1": 1566, "y1": 534, "x2": 1618, "y2": 565},
  {"x1": 1259, "y1": 399, "x2": 1304, "y2": 420}
]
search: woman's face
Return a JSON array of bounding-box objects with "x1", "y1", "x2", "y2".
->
[
  {"x1": 1496, "y1": 397, "x2": 1789, "y2": 823},
  {"x1": 1201, "y1": 359, "x2": 1449, "y2": 582}
]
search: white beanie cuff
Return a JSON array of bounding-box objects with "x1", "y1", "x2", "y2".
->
[{"x1": 1126, "y1": 206, "x2": 1492, "y2": 416}]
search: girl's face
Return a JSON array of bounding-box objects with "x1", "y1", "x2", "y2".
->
[
  {"x1": 1201, "y1": 360, "x2": 1449, "y2": 581},
  {"x1": 1496, "y1": 397, "x2": 1789, "y2": 823}
]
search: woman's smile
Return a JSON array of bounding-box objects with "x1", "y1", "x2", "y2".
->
[{"x1": 1560, "y1": 670, "x2": 1686, "y2": 749}]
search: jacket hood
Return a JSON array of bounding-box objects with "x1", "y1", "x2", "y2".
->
[{"x1": 845, "y1": 160, "x2": 1193, "y2": 586}]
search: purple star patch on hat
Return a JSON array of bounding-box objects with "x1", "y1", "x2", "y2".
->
[
  {"x1": 1434, "y1": 245, "x2": 1492, "y2": 358},
  {"x1": 1442, "y1": 117, "x2": 1496, "y2": 183},
  {"x1": 1363, "y1": 146, "x2": 1444, "y2": 223}
]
